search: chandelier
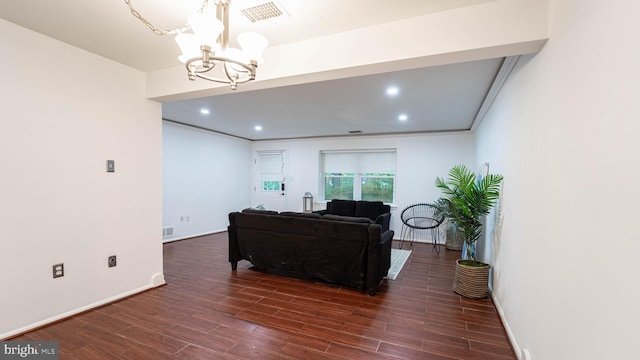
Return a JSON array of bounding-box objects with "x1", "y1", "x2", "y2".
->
[{"x1": 125, "y1": 0, "x2": 268, "y2": 90}]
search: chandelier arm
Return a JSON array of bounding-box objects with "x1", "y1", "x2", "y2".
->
[
  {"x1": 185, "y1": 56, "x2": 256, "y2": 76},
  {"x1": 194, "y1": 72, "x2": 256, "y2": 91},
  {"x1": 194, "y1": 73, "x2": 236, "y2": 85},
  {"x1": 223, "y1": 63, "x2": 256, "y2": 83},
  {"x1": 223, "y1": 63, "x2": 238, "y2": 81},
  {"x1": 224, "y1": 59, "x2": 253, "y2": 78},
  {"x1": 124, "y1": 0, "x2": 210, "y2": 36},
  {"x1": 184, "y1": 56, "x2": 256, "y2": 89}
]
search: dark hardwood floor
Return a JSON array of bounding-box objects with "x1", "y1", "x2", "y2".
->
[{"x1": 14, "y1": 233, "x2": 515, "y2": 359}]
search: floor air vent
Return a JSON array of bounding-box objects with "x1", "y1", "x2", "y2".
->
[{"x1": 162, "y1": 227, "x2": 174, "y2": 238}]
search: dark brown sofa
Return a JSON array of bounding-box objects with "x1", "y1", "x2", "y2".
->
[
  {"x1": 228, "y1": 210, "x2": 394, "y2": 295},
  {"x1": 313, "y1": 199, "x2": 391, "y2": 232}
]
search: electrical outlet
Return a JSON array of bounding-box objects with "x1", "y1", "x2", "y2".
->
[
  {"x1": 108, "y1": 255, "x2": 117, "y2": 268},
  {"x1": 53, "y1": 263, "x2": 64, "y2": 278}
]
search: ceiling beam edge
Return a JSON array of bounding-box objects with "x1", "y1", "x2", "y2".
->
[{"x1": 470, "y1": 55, "x2": 521, "y2": 132}]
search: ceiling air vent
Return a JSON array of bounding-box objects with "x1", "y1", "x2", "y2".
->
[
  {"x1": 348, "y1": 130, "x2": 363, "y2": 134},
  {"x1": 240, "y1": 1, "x2": 288, "y2": 23}
]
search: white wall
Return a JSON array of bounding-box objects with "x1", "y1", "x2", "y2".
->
[
  {"x1": 162, "y1": 122, "x2": 252, "y2": 241},
  {"x1": 251, "y1": 133, "x2": 475, "y2": 237},
  {"x1": 475, "y1": 1, "x2": 640, "y2": 358},
  {"x1": 0, "y1": 19, "x2": 163, "y2": 338}
]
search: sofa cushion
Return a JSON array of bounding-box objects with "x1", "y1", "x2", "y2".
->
[
  {"x1": 242, "y1": 208, "x2": 279, "y2": 215},
  {"x1": 328, "y1": 199, "x2": 356, "y2": 216},
  {"x1": 280, "y1": 212, "x2": 322, "y2": 219},
  {"x1": 355, "y1": 201, "x2": 389, "y2": 220},
  {"x1": 323, "y1": 214, "x2": 373, "y2": 224}
]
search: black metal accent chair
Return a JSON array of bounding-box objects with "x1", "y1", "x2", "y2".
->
[{"x1": 399, "y1": 203, "x2": 444, "y2": 253}]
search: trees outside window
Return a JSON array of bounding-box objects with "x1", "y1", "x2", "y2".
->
[{"x1": 321, "y1": 150, "x2": 396, "y2": 203}]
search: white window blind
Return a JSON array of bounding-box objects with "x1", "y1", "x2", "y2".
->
[
  {"x1": 258, "y1": 151, "x2": 285, "y2": 181},
  {"x1": 322, "y1": 150, "x2": 396, "y2": 174}
]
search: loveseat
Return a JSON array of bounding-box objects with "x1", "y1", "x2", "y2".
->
[
  {"x1": 313, "y1": 200, "x2": 391, "y2": 232},
  {"x1": 228, "y1": 209, "x2": 394, "y2": 295}
]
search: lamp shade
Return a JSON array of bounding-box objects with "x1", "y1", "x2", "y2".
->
[
  {"x1": 237, "y1": 32, "x2": 268, "y2": 64},
  {"x1": 175, "y1": 33, "x2": 201, "y2": 63},
  {"x1": 188, "y1": 12, "x2": 224, "y2": 48}
]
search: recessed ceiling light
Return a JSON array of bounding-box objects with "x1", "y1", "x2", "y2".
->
[
  {"x1": 386, "y1": 86, "x2": 399, "y2": 96},
  {"x1": 254, "y1": 125, "x2": 263, "y2": 131},
  {"x1": 398, "y1": 114, "x2": 408, "y2": 122},
  {"x1": 200, "y1": 108, "x2": 210, "y2": 115}
]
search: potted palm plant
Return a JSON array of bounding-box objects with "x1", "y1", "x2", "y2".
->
[{"x1": 434, "y1": 164, "x2": 503, "y2": 298}]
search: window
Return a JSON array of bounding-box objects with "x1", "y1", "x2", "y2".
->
[
  {"x1": 324, "y1": 173, "x2": 354, "y2": 200},
  {"x1": 321, "y1": 150, "x2": 396, "y2": 203}
]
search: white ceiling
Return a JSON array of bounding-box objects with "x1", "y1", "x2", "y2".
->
[
  {"x1": 163, "y1": 58, "x2": 505, "y2": 140},
  {"x1": 0, "y1": 0, "x2": 509, "y2": 140}
]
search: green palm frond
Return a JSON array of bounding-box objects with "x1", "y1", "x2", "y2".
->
[{"x1": 433, "y1": 165, "x2": 503, "y2": 261}]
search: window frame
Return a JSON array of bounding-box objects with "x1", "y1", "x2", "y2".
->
[{"x1": 320, "y1": 149, "x2": 396, "y2": 204}]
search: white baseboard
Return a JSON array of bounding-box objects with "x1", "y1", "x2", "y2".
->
[
  {"x1": 491, "y1": 291, "x2": 523, "y2": 359},
  {"x1": 0, "y1": 281, "x2": 164, "y2": 340},
  {"x1": 162, "y1": 229, "x2": 227, "y2": 243},
  {"x1": 151, "y1": 272, "x2": 166, "y2": 287}
]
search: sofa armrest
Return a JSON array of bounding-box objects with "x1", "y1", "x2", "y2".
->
[
  {"x1": 228, "y1": 212, "x2": 242, "y2": 270},
  {"x1": 312, "y1": 209, "x2": 329, "y2": 216},
  {"x1": 375, "y1": 213, "x2": 391, "y2": 233},
  {"x1": 365, "y1": 228, "x2": 394, "y2": 295}
]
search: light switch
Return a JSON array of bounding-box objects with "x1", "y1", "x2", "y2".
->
[{"x1": 106, "y1": 160, "x2": 115, "y2": 173}]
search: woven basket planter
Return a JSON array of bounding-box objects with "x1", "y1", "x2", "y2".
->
[{"x1": 453, "y1": 259, "x2": 490, "y2": 299}]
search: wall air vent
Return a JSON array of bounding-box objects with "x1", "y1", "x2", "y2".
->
[
  {"x1": 162, "y1": 227, "x2": 174, "y2": 238},
  {"x1": 240, "y1": 1, "x2": 289, "y2": 23}
]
